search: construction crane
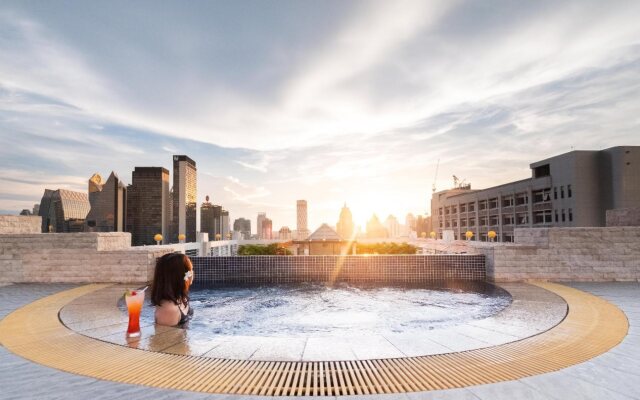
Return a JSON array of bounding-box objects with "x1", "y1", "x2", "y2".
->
[{"x1": 432, "y1": 159, "x2": 440, "y2": 193}]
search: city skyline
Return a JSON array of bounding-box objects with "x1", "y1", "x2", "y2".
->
[{"x1": 1, "y1": 1, "x2": 640, "y2": 229}]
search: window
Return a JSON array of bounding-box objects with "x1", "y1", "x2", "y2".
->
[
  {"x1": 469, "y1": 217, "x2": 476, "y2": 226},
  {"x1": 468, "y1": 202, "x2": 475, "y2": 212},
  {"x1": 503, "y1": 233, "x2": 514, "y2": 243},
  {"x1": 439, "y1": 208, "x2": 443, "y2": 216},
  {"x1": 445, "y1": 207, "x2": 450, "y2": 215},
  {"x1": 489, "y1": 216, "x2": 499, "y2": 226},
  {"x1": 502, "y1": 196, "x2": 514, "y2": 207},
  {"x1": 555, "y1": 210, "x2": 558, "y2": 223},
  {"x1": 534, "y1": 210, "x2": 553, "y2": 224},
  {"x1": 452, "y1": 219, "x2": 458, "y2": 227},
  {"x1": 445, "y1": 220, "x2": 450, "y2": 228},
  {"x1": 478, "y1": 200, "x2": 487, "y2": 211},
  {"x1": 533, "y1": 188, "x2": 551, "y2": 203},
  {"x1": 460, "y1": 203, "x2": 466, "y2": 213},
  {"x1": 460, "y1": 218, "x2": 467, "y2": 226},
  {"x1": 503, "y1": 215, "x2": 515, "y2": 225},
  {"x1": 479, "y1": 216, "x2": 488, "y2": 226},
  {"x1": 534, "y1": 164, "x2": 550, "y2": 178},
  {"x1": 560, "y1": 186, "x2": 565, "y2": 199},
  {"x1": 516, "y1": 193, "x2": 528, "y2": 206},
  {"x1": 569, "y1": 208, "x2": 573, "y2": 222},
  {"x1": 452, "y1": 205, "x2": 457, "y2": 214},
  {"x1": 554, "y1": 187, "x2": 557, "y2": 200},
  {"x1": 562, "y1": 209, "x2": 566, "y2": 222},
  {"x1": 516, "y1": 212, "x2": 529, "y2": 225},
  {"x1": 488, "y1": 198, "x2": 498, "y2": 209},
  {"x1": 568, "y1": 185, "x2": 572, "y2": 198}
]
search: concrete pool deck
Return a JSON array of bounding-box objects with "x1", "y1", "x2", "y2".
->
[{"x1": 0, "y1": 282, "x2": 636, "y2": 399}]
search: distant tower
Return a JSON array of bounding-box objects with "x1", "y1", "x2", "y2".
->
[
  {"x1": 171, "y1": 155, "x2": 197, "y2": 243},
  {"x1": 86, "y1": 172, "x2": 127, "y2": 232},
  {"x1": 261, "y1": 218, "x2": 273, "y2": 240},
  {"x1": 257, "y1": 212, "x2": 266, "y2": 239},
  {"x1": 296, "y1": 200, "x2": 310, "y2": 239},
  {"x1": 336, "y1": 202, "x2": 354, "y2": 240}
]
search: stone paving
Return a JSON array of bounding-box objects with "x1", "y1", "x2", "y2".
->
[{"x1": 0, "y1": 282, "x2": 639, "y2": 399}]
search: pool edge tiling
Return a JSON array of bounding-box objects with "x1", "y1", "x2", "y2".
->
[{"x1": 0, "y1": 282, "x2": 629, "y2": 396}]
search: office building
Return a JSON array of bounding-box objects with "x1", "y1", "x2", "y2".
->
[
  {"x1": 278, "y1": 226, "x2": 292, "y2": 240},
  {"x1": 233, "y1": 218, "x2": 251, "y2": 239},
  {"x1": 384, "y1": 215, "x2": 401, "y2": 238},
  {"x1": 296, "y1": 200, "x2": 310, "y2": 239},
  {"x1": 221, "y1": 210, "x2": 230, "y2": 239},
  {"x1": 261, "y1": 217, "x2": 273, "y2": 239},
  {"x1": 86, "y1": 172, "x2": 127, "y2": 232},
  {"x1": 126, "y1": 167, "x2": 170, "y2": 246},
  {"x1": 257, "y1": 212, "x2": 266, "y2": 239},
  {"x1": 38, "y1": 189, "x2": 91, "y2": 233},
  {"x1": 336, "y1": 203, "x2": 355, "y2": 240},
  {"x1": 171, "y1": 155, "x2": 197, "y2": 243},
  {"x1": 366, "y1": 214, "x2": 388, "y2": 238},
  {"x1": 432, "y1": 146, "x2": 640, "y2": 242}
]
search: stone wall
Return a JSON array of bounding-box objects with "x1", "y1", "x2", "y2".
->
[
  {"x1": 418, "y1": 227, "x2": 640, "y2": 282},
  {"x1": 607, "y1": 208, "x2": 640, "y2": 227},
  {"x1": 0, "y1": 215, "x2": 41, "y2": 234},
  {"x1": 0, "y1": 232, "x2": 174, "y2": 284}
]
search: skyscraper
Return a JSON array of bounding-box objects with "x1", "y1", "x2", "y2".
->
[
  {"x1": 86, "y1": 172, "x2": 127, "y2": 232},
  {"x1": 384, "y1": 215, "x2": 401, "y2": 238},
  {"x1": 233, "y1": 217, "x2": 251, "y2": 239},
  {"x1": 336, "y1": 202, "x2": 354, "y2": 240},
  {"x1": 278, "y1": 226, "x2": 292, "y2": 240},
  {"x1": 296, "y1": 200, "x2": 310, "y2": 239},
  {"x1": 200, "y1": 195, "x2": 216, "y2": 239},
  {"x1": 261, "y1": 217, "x2": 273, "y2": 239},
  {"x1": 126, "y1": 167, "x2": 170, "y2": 246},
  {"x1": 221, "y1": 209, "x2": 230, "y2": 239},
  {"x1": 257, "y1": 212, "x2": 266, "y2": 239},
  {"x1": 171, "y1": 155, "x2": 197, "y2": 243},
  {"x1": 366, "y1": 214, "x2": 388, "y2": 238},
  {"x1": 38, "y1": 189, "x2": 91, "y2": 233}
]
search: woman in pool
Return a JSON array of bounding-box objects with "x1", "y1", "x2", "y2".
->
[{"x1": 150, "y1": 252, "x2": 194, "y2": 326}]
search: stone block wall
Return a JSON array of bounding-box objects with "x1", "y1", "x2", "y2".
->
[
  {"x1": 419, "y1": 227, "x2": 640, "y2": 282},
  {"x1": 0, "y1": 232, "x2": 174, "y2": 284},
  {"x1": 0, "y1": 215, "x2": 41, "y2": 234},
  {"x1": 607, "y1": 208, "x2": 640, "y2": 226}
]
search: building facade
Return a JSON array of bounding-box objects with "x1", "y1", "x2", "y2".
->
[
  {"x1": 38, "y1": 189, "x2": 91, "y2": 233},
  {"x1": 86, "y1": 172, "x2": 127, "y2": 232},
  {"x1": 278, "y1": 226, "x2": 292, "y2": 240},
  {"x1": 336, "y1": 203, "x2": 354, "y2": 240},
  {"x1": 233, "y1": 218, "x2": 251, "y2": 239},
  {"x1": 431, "y1": 146, "x2": 640, "y2": 242},
  {"x1": 256, "y1": 212, "x2": 266, "y2": 239},
  {"x1": 171, "y1": 155, "x2": 197, "y2": 243},
  {"x1": 296, "y1": 200, "x2": 310, "y2": 239},
  {"x1": 126, "y1": 167, "x2": 170, "y2": 246},
  {"x1": 261, "y1": 217, "x2": 273, "y2": 240}
]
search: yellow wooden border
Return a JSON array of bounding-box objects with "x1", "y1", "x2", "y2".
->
[{"x1": 0, "y1": 283, "x2": 629, "y2": 396}]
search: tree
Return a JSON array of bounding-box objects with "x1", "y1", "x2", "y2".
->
[{"x1": 237, "y1": 243, "x2": 292, "y2": 255}]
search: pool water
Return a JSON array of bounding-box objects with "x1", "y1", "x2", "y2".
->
[{"x1": 139, "y1": 282, "x2": 511, "y2": 337}]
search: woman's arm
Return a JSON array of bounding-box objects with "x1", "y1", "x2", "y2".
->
[{"x1": 154, "y1": 301, "x2": 181, "y2": 326}]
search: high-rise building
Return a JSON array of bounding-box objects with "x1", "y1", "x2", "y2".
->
[
  {"x1": 278, "y1": 226, "x2": 292, "y2": 240},
  {"x1": 366, "y1": 214, "x2": 388, "y2": 238},
  {"x1": 86, "y1": 172, "x2": 127, "y2": 232},
  {"x1": 126, "y1": 167, "x2": 170, "y2": 246},
  {"x1": 431, "y1": 146, "x2": 640, "y2": 242},
  {"x1": 171, "y1": 155, "x2": 197, "y2": 243},
  {"x1": 296, "y1": 200, "x2": 310, "y2": 239},
  {"x1": 38, "y1": 189, "x2": 91, "y2": 233},
  {"x1": 384, "y1": 215, "x2": 401, "y2": 238},
  {"x1": 233, "y1": 218, "x2": 251, "y2": 239},
  {"x1": 222, "y1": 210, "x2": 230, "y2": 239},
  {"x1": 336, "y1": 203, "x2": 354, "y2": 240},
  {"x1": 257, "y1": 212, "x2": 266, "y2": 239},
  {"x1": 261, "y1": 218, "x2": 273, "y2": 239},
  {"x1": 32, "y1": 204, "x2": 40, "y2": 216},
  {"x1": 200, "y1": 195, "x2": 216, "y2": 239}
]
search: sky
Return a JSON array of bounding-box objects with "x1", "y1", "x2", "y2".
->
[{"x1": 1, "y1": 0, "x2": 639, "y2": 232}]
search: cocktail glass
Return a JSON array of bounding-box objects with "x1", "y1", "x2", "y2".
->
[{"x1": 125, "y1": 289, "x2": 145, "y2": 337}]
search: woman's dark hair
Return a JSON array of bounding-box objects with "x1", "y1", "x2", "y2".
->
[{"x1": 150, "y1": 253, "x2": 192, "y2": 307}]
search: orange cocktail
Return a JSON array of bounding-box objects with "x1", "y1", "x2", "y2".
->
[{"x1": 125, "y1": 289, "x2": 145, "y2": 337}]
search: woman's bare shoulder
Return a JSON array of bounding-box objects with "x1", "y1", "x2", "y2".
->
[{"x1": 154, "y1": 300, "x2": 180, "y2": 326}]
